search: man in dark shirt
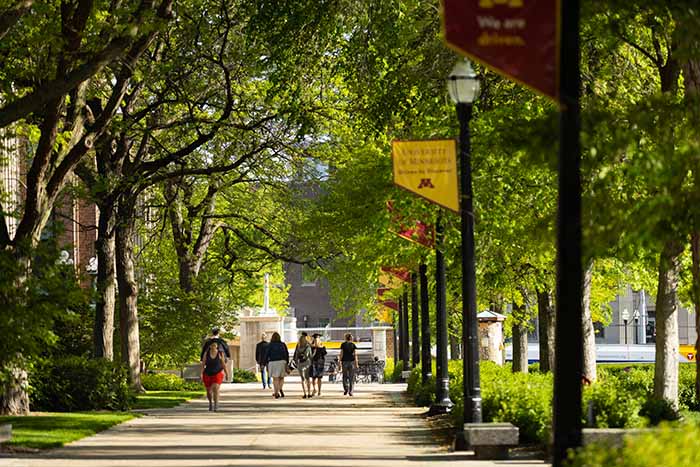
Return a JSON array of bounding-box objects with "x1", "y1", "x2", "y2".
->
[
  {"x1": 200, "y1": 327, "x2": 231, "y2": 362},
  {"x1": 339, "y1": 333, "x2": 359, "y2": 396},
  {"x1": 255, "y1": 332, "x2": 272, "y2": 389}
]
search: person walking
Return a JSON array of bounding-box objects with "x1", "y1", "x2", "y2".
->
[
  {"x1": 201, "y1": 341, "x2": 229, "y2": 411},
  {"x1": 200, "y1": 326, "x2": 231, "y2": 362},
  {"x1": 255, "y1": 333, "x2": 272, "y2": 389},
  {"x1": 265, "y1": 332, "x2": 289, "y2": 399},
  {"x1": 310, "y1": 333, "x2": 327, "y2": 397},
  {"x1": 294, "y1": 334, "x2": 313, "y2": 398},
  {"x1": 339, "y1": 333, "x2": 358, "y2": 396}
]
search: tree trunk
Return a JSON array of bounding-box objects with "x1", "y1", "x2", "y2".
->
[
  {"x1": 653, "y1": 239, "x2": 684, "y2": 409},
  {"x1": 537, "y1": 289, "x2": 555, "y2": 373},
  {"x1": 681, "y1": 31, "x2": 700, "y2": 407},
  {"x1": 582, "y1": 259, "x2": 597, "y2": 383},
  {"x1": 94, "y1": 199, "x2": 116, "y2": 360},
  {"x1": 512, "y1": 322, "x2": 528, "y2": 374},
  {"x1": 691, "y1": 233, "x2": 700, "y2": 404},
  {"x1": 116, "y1": 201, "x2": 142, "y2": 391},
  {"x1": 0, "y1": 362, "x2": 29, "y2": 415},
  {"x1": 449, "y1": 333, "x2": 461, "y2": 360}
]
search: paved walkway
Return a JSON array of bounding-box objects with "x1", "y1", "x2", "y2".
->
[{"x1": 1, "y1": 381, "x2": 548, "y2": 467}]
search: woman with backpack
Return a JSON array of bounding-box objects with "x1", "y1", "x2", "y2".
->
[
  {"x1": 293, "y1": 334, "x2": 313, "y2": 398},
  {"x1": 201, "y1": 341, "x2": 230, "y2": 411},
  {"x1": 310, "y1": 333, "x2": 327, "y2": 397},
  {"x1": 265, "y1": 332, "x2": 290, "y2": 399}
]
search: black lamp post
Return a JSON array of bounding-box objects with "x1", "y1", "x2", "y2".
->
[
  {"x1": 429, "y1": 215, "x2": 453, "y2": 415},
  {"x1": 448, "y1": 59, "x2": 483, "y2": 428}
]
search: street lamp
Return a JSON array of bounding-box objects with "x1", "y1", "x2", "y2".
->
[
  {"x1": 448, "y1": 59, "x2": 483, "y2": 433},
  {"x1": 621, "y1": 308, "x2": 629, "y2": 345}
]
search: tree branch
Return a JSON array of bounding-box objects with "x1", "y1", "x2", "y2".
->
[{"x1": 0, "y1": 0, "x2": 33, "y2": 41}]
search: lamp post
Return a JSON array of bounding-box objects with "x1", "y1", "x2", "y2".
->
[
  {"x1": 448, "y1": 59, "x2": 482, "y2": 430},
  {"x1": 429, "y1": 215, "x2": 453, "y2": 415},
  {"x1": 411, "y1": 273, "x2": 420, "y2": 368},
  {"x1": 621, "y1": 308, "x2": 629, "y2": 345},
  {"x1": 420, "y1": 264, "x2": 432, "y2": 384}
]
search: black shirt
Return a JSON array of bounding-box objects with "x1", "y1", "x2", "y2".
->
[
  {"x1": 265, "y1": 341, "x2": 290, "y2": 362},
  {"x1": 312, "y1": 346, "x2": 327, "y2": 362},
  {"x1": 255, "y1": 341, "x2": 269, "y2": 364},
  {"x1": 340, "y1": 341, "x2": 357, "y2": 362},
  {"x1": 203, "y1": 351, "x2": 225, "y2": 376},
  {"x1": 200, "y1": 337, "x2": 230, "y2": 360}
]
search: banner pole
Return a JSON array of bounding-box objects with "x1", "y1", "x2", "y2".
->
[{"x1": 552, "y1": 0, "x2": 583, "y2": 465}]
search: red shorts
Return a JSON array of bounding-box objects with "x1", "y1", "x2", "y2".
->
[{"x1": 202, "y1": 371, "x2": 224, "y2": 388}]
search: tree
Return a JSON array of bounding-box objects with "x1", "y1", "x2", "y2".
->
[{"x1": 0, "y1": 0, "x2": 174, "y2": 414}]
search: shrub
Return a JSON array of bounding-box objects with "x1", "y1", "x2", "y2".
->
[
  {"x1": 231, "y1": 368, "x2": 257, "y2": 383},
  {"x1": 142, "y1": 373, "x2": 184, "y2": 391},
  {"x1": 183, "y1": 380, "x2": 204, "y2": 390},
  {"x1": 679, "y1": 365, "x2": 699, "y2": 410},
  {"x1": 583, "y1": 375, "x2": 645, "y2": 428},
  {"x1": 640, "y1": 398, "x2": 680, "y2": 425},
  {"x1": 566, "y1": 423, "x2": 700, "y2": 467},
  {"x1": 383, "y1": 357, "x2": 394, "y2": 383},
  {"x1": 407, "y1": 365, "x2": 435, "y2": 406},
  {"x1": 384, "y1": 358, "x2": 404, "y2": 383},
  {"x1": 31, "y1": 356, "x2": 132, "y2": 411},
  {"x1": 405, "y1": 360, "x2": 700, "y2": 446}
]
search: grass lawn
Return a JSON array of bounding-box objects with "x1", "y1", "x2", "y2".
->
[
  {"x1": 0, "y1": 390, "x2": 204, "y2": 450},
  {"x1": 131, "y1": 390, "x2": 205, "y2": 409},
  {"x1": 0, "y1": 412, "x2": 135, "y2": 449}
]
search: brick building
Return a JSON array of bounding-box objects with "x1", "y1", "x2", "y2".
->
[{"x1": 1, "y1": 128, "x2": 97, "y2": 283}]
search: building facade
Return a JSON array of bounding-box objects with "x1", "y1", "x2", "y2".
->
[{"x1": 284, "y1": 263, "x2": 373, "y2": 339}]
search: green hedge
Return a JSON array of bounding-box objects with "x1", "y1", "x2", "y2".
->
[
  {"x1": 384, "y1": 358, "x2": 405, "y2": 383},
  {"x1": 142, "y1": 373, "x2": 185, "y2": 391},
  {"x1": 31, "y1": 357, "x2": 132, "y2": 411},
  {"x1": 406, "y1": 361, "x2": 700, "y2": 445},
  {"x1": 231, "y1": 368, "x2": 257, "y2": 383},
  {"x1": 143, "y1": 369, "x2": 256, "y2": 387},
  {"x1": 566, "y1": 424, "x2": 700, "y2": 467}
]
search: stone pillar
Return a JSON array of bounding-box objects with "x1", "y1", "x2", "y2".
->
[
  {"x1": 239, "y1": 316, "x2": 295, "y2": 372},
  {"x1": 477, "y1": 312, "x2": 505, "y2": 365},
  {"x1": 371, "y1": 327, "x2": 391, "y2": 361}
]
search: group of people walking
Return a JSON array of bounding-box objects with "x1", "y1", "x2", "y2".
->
[
  {"x1": 200, "y1": 327, "x2": 362, "y2": 409},
  {"x1": 256, "y1": 332, "x2": 359, "y2": 398}
]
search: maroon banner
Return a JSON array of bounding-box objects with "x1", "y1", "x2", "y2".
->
[
  {"x1": 441, "y1": 0, "x2": 559, "y2": 103},
  {"x1": 393, "y1": 220, "x2": 435, "y2": 248},
  {"x1": 386, "y1": 201, "x2": 435, "y2": 248},
  {"x1": 381, "y1": 266, "x2": 411, "y2": 283},
  {"x1": 377, "y1": 287, "x2": 399, "y2": 311}
]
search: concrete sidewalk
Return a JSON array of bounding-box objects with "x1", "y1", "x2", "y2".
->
[{"x1": 0, "y1": 381, "x2": 549, "y2": 467}]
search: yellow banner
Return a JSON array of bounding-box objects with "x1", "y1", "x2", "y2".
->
[
  {"x1": 392, "y1": 139, "x2": 459, "y2": 212},
  {"x1": 379, "y1": 270, "x2": 403, "y2": 289},
  {"x1": 378, "y1": 306, "x2": 394, "y2": 324}
]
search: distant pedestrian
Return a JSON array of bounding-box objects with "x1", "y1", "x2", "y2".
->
[
  {"x1": 294, "y1": 334, "x2": 313, "y2": 398},
  {"x1": 310, "y1": 333, "x2": 327, "y2": 397},
  {"x1": 265, "y1": 332, "x2": 289, "y2": 399},
  {"x1": 339, "y1": 333, "x2": 358, "y2": 396},
  {"x1": 327, "y1": 357, "x2": 339, "y2": 382},
  {"x1": 201, "y1": 341, "x2": 229, "y2": 411},
  {"x1": 255, "y1": 333, "x2": 272, "y2": 389},
  {"x1": 200, "y1": 327, "x2": 231, "y2": 363}
]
